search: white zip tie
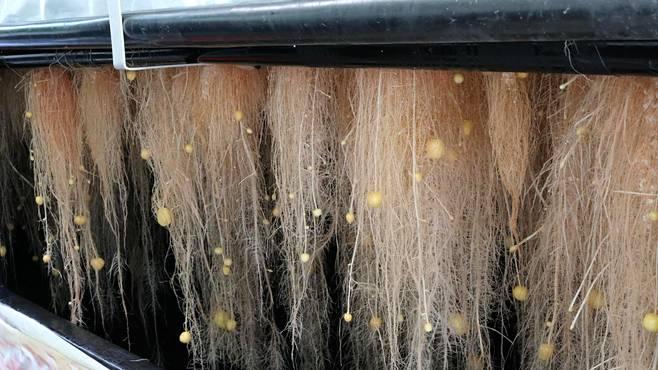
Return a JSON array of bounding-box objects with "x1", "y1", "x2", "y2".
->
[{"x1": 107, "y1": 0, "x2": 206, "y2": 70}]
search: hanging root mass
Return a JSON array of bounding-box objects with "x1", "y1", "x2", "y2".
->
[{"x1": 0, "y1": 66, "x2": 654, "y2": 369}]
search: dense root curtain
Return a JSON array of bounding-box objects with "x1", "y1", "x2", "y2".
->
[
  {"x1": 339, "y1": 69, "x2": 502, "y2": 369},
  {"x1": 134, "y1": 66, "x2": 281, "y2": 369},
  {"x1": 27, "y1": 68, "x2": 101, "y2": 324},
  {"x1": 521, "y1": 76, "x2": 658, "y2": 368},
  {"x1": 266, "y1": 67, "x2": 336, "y2": 367}
]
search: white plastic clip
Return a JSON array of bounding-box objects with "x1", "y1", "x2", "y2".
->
[{"x1": 107, "y1": 0, "x2": 205, "y2": 70}]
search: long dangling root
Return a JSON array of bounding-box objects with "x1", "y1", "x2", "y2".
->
[
  {"x1": 266, "y1": 67, "x2": 336, "y2": 367},
  {"x1": 198, "y1": 65, "x2": 282, "y2": 368},
  {"x1": 133, "y1": 68, "x2": 207, "y2": 364},
  {"x1": 339, "y1": 69, "x2": 502, "y2": 369},
  {"x1": 486, "y1": 72, "x2": 534, "y2": 240},
  {"x1": 521, "y1": 76, "x2": 658, "y2": 368},
  {"x1": 134, "y1": 66, "x2": 281, "y2": 368},
  {"x1": 76, "y1": 67, "x2": 130, "y2": 337},
  {"x1": 27, "y1": 68, "x2": 102, "y2": 324}
]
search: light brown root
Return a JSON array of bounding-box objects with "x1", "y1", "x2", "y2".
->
[
  {"x1": 266, "y1": 66, "x2": 336, "y2": 367},
  {"x1": 340, "y1": 69, "x2": 502, "y2": 369}
]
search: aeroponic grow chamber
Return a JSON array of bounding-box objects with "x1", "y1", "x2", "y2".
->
[{"x1": 0, "y1": 0, "x2": 657, "y2": 369}]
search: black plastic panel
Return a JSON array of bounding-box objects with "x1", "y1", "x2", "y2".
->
[
  {"x1": 0, "y1": 288, "x2": 159, "y2": 370},
  {"x1": 124, "y1": 0, "x2": 658, "y2": 47},
  {"x1": 3, "y1": 42, "x2": 655, "y2": 76},
  {"x1": 0, "y1": 0, "x2": 657, "y2": 50},
  {"x1": 198, "y1": 42, "x2": 658, "y2": 75}
]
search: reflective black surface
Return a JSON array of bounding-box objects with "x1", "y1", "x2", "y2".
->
[
  {"x1": 0, "y1": 288, "x2": 159, "y2": 369},
  {"x1": 0, "y1": 48, "x2": 200, "y2": 67},
  {"x1": 0, "y1": 1, "x2": 656, "y2": 73},
  {"x1": 198, "y1": 42, "x2": 658, "y2": 75},
  {"x1": 125, "y1": 0, "x2": 658, "y2": 47},
  {"x1": 2, "y1": 42, "x2": 657, "y2": 76},
  {"x1": 0, "y1": 17, "x2": 112, "y2": 49},
  {"x1": 0, "y1": 0, "x2": 657, "y2": 49}
]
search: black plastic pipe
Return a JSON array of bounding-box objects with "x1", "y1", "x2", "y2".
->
[
  {"x1": 0, "y1": 17, "x2": 112, "y2": 49},
  {"x1": 126, "y1": 0, "x2": 658, "y2": 47},
  {"x1": 1, "y1": 0, "x2": 657, "y2": 50},
  {"x1": 0, "y1": 0, "x2": 657, "y2": 74}
]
